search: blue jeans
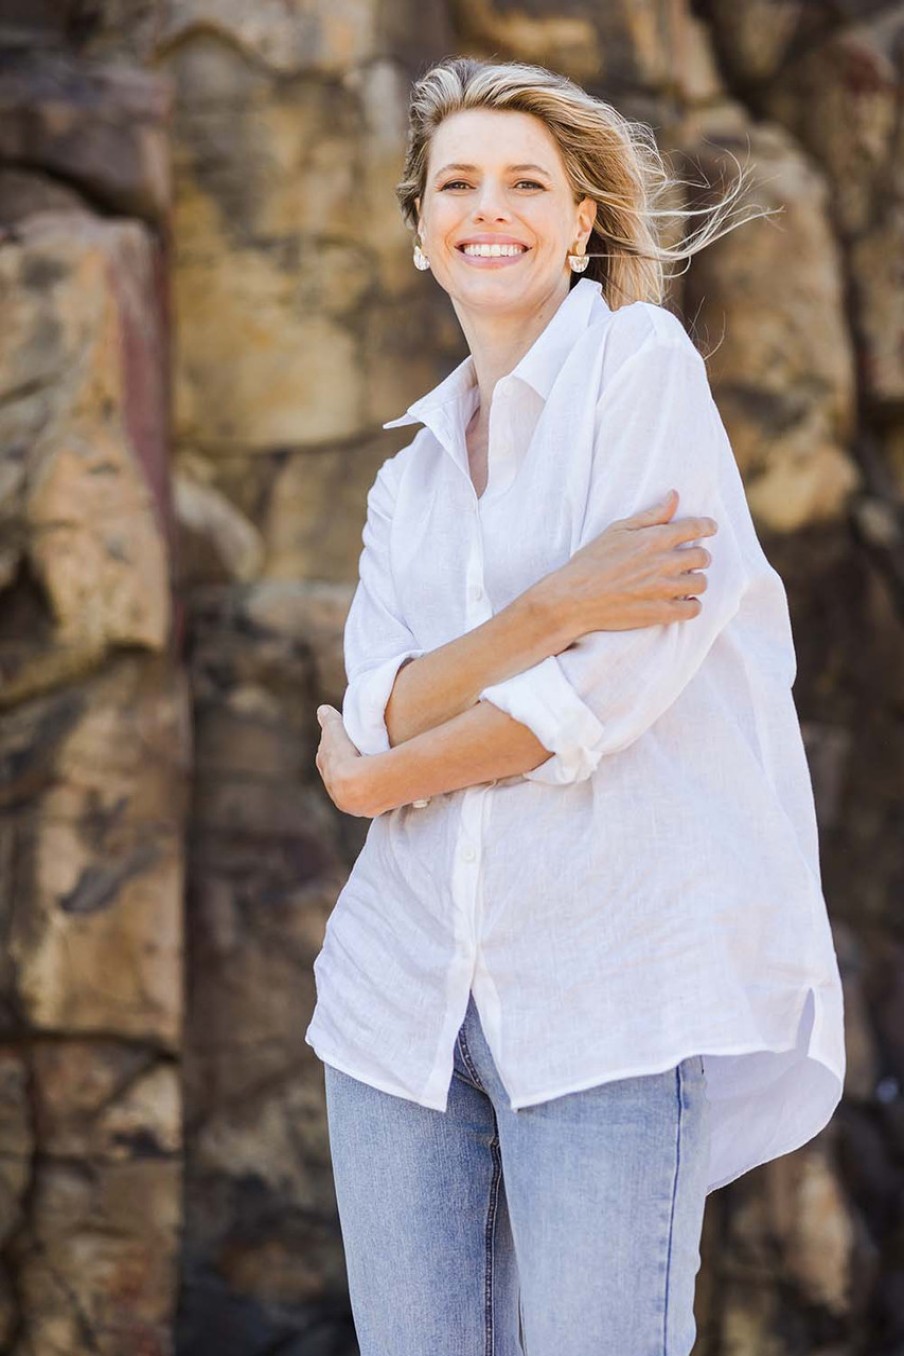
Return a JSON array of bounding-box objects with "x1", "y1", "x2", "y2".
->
[{"x1": 323, "y1": 992, "x2": 710, "y2": 1355}]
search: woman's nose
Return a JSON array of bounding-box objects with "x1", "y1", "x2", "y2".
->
[{"x1": 472, "y1": 182, "x2": 510, "y2": 220}]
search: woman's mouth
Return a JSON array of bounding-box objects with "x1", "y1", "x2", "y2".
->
[{"x1": 456, "y1": 241, "x2": 530, "y2": 266}]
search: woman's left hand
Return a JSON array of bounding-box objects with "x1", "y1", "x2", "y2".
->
[{"x1": 315, "y1": 705, "x2": 374, "y2": 817}]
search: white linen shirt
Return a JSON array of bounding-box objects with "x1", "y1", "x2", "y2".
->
[{"x1": 304, "y1": 278, "x2": 846, "y2": 1194}]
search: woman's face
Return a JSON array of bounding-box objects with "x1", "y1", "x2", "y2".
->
[{"x1": 415, "y1": 108, "x2": 597, "y2": 319}]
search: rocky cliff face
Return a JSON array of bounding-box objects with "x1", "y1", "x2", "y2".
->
[{"x1": 0, "y1": 3, "x2": 901, "y2": 1354}]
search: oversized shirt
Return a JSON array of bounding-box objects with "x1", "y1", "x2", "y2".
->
[{"x1": 304, "y1": 277, "x2": 846, "y2": 1194}]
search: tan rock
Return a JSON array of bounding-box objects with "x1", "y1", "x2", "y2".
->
[
  {"x1": 705, "y1": 0, "x2": 805, "y2": 84},
  {"x1": 0, "y1": 52, "x2": 172, "y2": 223},
  {"x1": 849, "y1": 204, "x2": 904, "y2": 407},
  {"x1": 766, "y1": 1141, "x2": 855, "y2": 1316},
  {"x1": 262, "y1": 438, "x2": 390, "y2": 582},
  {"x1": 34, "y1": 655, "x2": 190, "y2": 830},
  {"x1": 12, "y1": 815, "x2": 183, "y2": 1046},
  {"x1": 29, "y1": 426, "x2": 169, "y2": 651},
  {"x1": 744, "y1": 435, "x2": 861, "y2": 535},
  {"x1": 762, "y1": 12, "x2": 903, "y2": 239},
  {"x1": 3, "y1": 657, "x2": 187, "y2": 1049},
  {"x1": 0, "y1": 168, "x2": 89, "y2": 224},
  {"x1": 0, "y1": 1049, "x2": 33, "y2": 1246},
  {"x1": 680, "y1": 115, "x2": 860, "y2": 531},
  {"x1": 0, "y1": 212, "x2": 171, "y2": 659},
  {"x1": 15, "y1": 1158, "x2": 180, "y2": 1355},
  {"x1": 836, "y1": 926, "x2": 880, "y2": 1104},
  {"x1": 172, "y1": 170, "x2": 364, "y2": 449},
  {"x1": 882, "y1": 420, "x2": 904, "y2": 497},
  {"x1": 719, "y1": 1281, "x2": 786, "y2": 1356},
  {"x1": 244, "y1": 579, "x2": 353, "y2": 706},
  {"x1": 363, "y1": 295, "x2": 471, "y2": 430},
  {"x1": 157, "y1": 0, "x2": 379, "y2": 76},
  {"x1": 674, "y1": 10, "x2": 726, "y2": 106},
  {"x1": 346, "y1": 59, "x2": 418, "y2": 299},
  {"x1": 31, "y1": 1042, "x2": 181, "y2": 1162},
  {"x1": 183, "y1": 853, "x2": 347, "y2": 1308},
  {"x1": 450, "y1": 0, "x2": 601, "y2": 82},
  {"x1": 174, "y1": 468, "x2": 265, "y2": 585}
]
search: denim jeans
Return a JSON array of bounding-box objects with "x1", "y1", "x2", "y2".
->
[{"x1": 323, "y1": 991, "x2": 710, "y2": 1355}]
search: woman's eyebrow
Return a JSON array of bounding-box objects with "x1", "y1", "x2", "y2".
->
[{"x1": 432, "y1": 162, "x2": 552, "y2": 182}]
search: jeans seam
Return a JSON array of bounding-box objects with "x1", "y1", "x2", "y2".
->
[
  {"x1": 457, "y1": 1026, "x2": 487, "y2": 1093},
  {"x1": 453, "y1": 1036, "x2": 483, "y2": 1092},
  {"x1": 484, "y1": 1126, "x2": 502, "y2": 1355},
  {"x1": 457, "y1": 1022, "x2": 501, "y2": 1353},
  {"x1": 662, "y1": 1061, "x2": 684, "y2": 1355}
]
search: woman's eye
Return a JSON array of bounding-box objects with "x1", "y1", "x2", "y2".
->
[{"x1": 439, "y1": 179, "x2": 545, "y2": 191}]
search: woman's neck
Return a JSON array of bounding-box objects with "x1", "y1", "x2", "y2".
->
[{"x1": 454, "y1": 279, "x2": 572, "y2": 429}]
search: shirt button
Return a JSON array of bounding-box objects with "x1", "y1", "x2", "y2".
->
[
  {"x1": 469, "y1": 584, "x2": 483, "y2": 601},
  {"x1": 461, "y1": 844, "x2": 477, "y2": 863}
]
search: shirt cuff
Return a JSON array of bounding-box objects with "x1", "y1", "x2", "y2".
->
[
  {"x1": 342, "y1": 649, "x2": 425, "y2": 757},
  {"x1": 479, "y1": 656, "x2": 606, "y2": 786}
]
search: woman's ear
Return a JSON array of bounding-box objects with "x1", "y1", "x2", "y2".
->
[{"x1": 577, "y1": 196, "x2": 597, "y2": 248}]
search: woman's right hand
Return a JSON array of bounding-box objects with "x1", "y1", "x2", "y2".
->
[{"x1": 538, "y1": 489, "x2": 719, "y2": 643}]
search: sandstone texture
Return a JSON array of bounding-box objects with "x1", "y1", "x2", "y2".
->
[{"x1": 1, "y1": 2, "x2": 902, "y2": 1353}]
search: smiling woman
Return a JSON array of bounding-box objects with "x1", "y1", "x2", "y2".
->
[
  {"x1": 307, "y1": 55, "x2": 847, "y2": 1356},
  {"x1": 415, "y1": 112, "x2": 597, "y2": 298}
]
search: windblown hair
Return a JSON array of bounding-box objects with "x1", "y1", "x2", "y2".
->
[{"x1": 396, "y1": 57, "x2": 775, "y2": 309}]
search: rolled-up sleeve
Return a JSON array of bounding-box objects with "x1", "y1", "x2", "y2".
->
[
  {"x1": 478, "y1": 331, "x2": 752, "y2": 785},
  {"x1": 341, "y1": 456, "x2": 424, "y2": 756}
]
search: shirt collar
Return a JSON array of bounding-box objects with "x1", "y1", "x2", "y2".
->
[{"x1": 382, "y1": 278, "x2": 608, "y2": 432}]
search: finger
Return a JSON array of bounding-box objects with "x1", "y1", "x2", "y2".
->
[
  {"x1": 670, "y1": 595, "x2": 703, "y2": 617},
  {"x1": 620, "y1": 489, "x2": 679, "y2": 529},
  {"x1": 648, "y1": 516, "x2": 717, "y2": 549},
  {"x1": 669, "y1": 545, "x2": 711, "y2": 571},
  {"x1": 675, "y1": 515, "x2": 718, "y2": 540}
]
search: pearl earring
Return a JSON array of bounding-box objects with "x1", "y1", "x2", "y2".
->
[
  {"x1": 413, "y1": 240, "x2": 430, "y2": 271},
  {"x1": 568, "y1": 250, "x2": 589, "y2": 273}
]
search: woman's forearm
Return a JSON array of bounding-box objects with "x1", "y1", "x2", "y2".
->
[
  {"x1": 360, "y1": 696, "x2": 551, "y2": 815},
  {"x1": 384, "y1": 577, "x2": 573, "y2": 747}
]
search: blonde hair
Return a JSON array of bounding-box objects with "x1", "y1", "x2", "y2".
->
[{"x1": 396, "y1": 56, "x2": 776, "y2": 310}]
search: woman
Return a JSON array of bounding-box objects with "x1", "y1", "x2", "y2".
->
[{"x1": 306, "y1": 57, "x2": 846, "y2": 1355}]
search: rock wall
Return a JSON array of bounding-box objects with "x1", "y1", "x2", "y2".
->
[
  {"x1": 0, "y1": 40, "x2": 186, "y2": 1356},
  {"x1": 0, "y1": 3, "x2": 902, "y2": 1354}
]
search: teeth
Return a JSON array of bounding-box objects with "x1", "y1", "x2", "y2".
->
[{"x1": 462, "y1": 243, "x2": 526, "y2": 258}]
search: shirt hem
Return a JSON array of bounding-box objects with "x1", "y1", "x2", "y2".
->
[
  {"x1": 506, "y1": 1036, "x2": 825, "y2": 1111},
  {"x1": 307, "y1": 1036, "x2": 449, "y2": 1113}
]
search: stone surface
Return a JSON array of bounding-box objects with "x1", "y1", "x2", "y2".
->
[
  {"x1": 849, "y1": 204, "x2": 904, "y2": 408},
  {"x1": 0, "y1": 51, "x2": 172, "y2": 223},
  {"x1": 2, "y1": 0, "x2": 903, "y2": 1352},
  {"x1": 170, "y1": 56, "x2": 367, "y2": 451},
  {"x1": 704, "y1": 0, "x2": 816, "y2": 85},
  {"x1": 760, "y1": 11, "x2": 903, "y2": 240},
  {"x1": 157, "y1": 0, "x2": 380, "y2": 77},
  {"x1": 679, "y1": 113, "x2": 860, "y2": 532},
  {"x1": 0, "y1": 211, "x2": 172, "y2": 697},
  {"x1": 1, "y1": 655, "x2": 188, "y2": 1047},
  {"x1": 262, "y1": 439, "x2": 391, "y2": 583},
  {"x1": 179, "y1": 580, "x2": 351, "y2": 1345},
  {"x1": 0, "y1": 44, "x2": 185, "y2": 1339},
  {"x1": 174, "y1": 463, "x2": 265, "y2": 587},
  {"x1": 12, "y1": 1156, "x2": 181, "y2": 1356},
  {"x1": 759, "y1": 12, "x2": 904, "y2": 412}
]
